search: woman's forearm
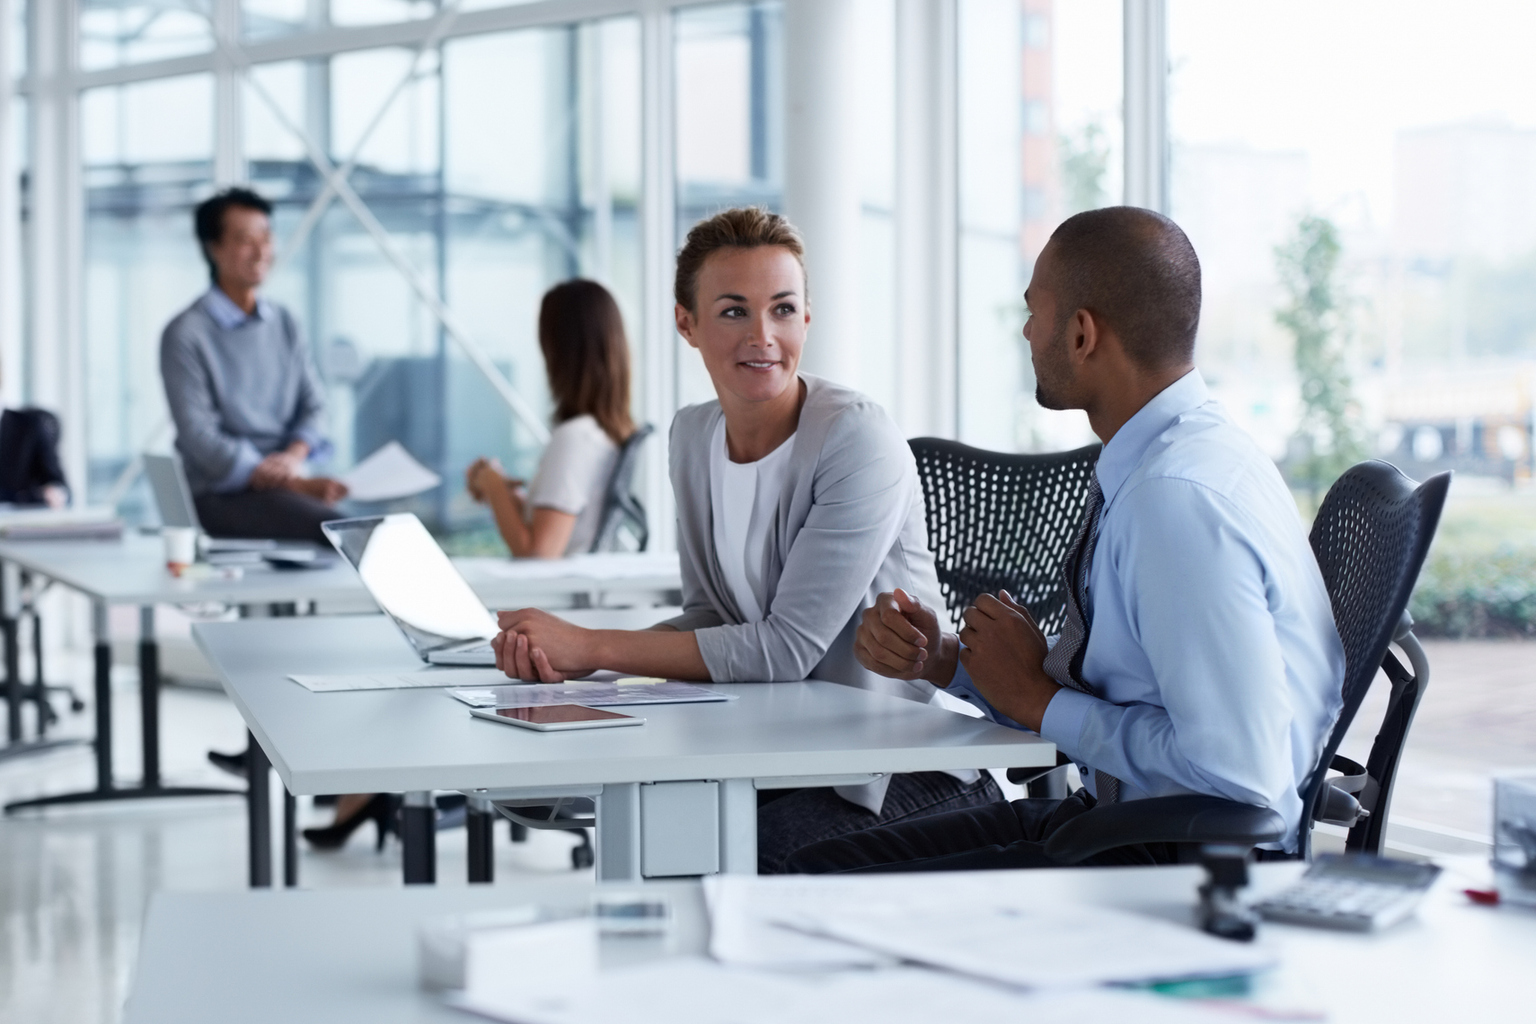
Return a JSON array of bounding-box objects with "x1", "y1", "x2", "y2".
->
[
  {"x1": 593, "y1": 627, "x2": 711, "y2": 681},
  {"x1": 484, "y1": 486, "x2": 534, "y2": 556}
]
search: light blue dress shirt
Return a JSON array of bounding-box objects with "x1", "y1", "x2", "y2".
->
[{"x1": 947, "y1": 370, "x2": 1345, "y2": 850}]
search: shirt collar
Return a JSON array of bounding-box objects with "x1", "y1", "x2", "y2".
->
[
  {"x1": 1095, "y1": 368, "x2": 1211, "y2": 507},
  {"x1": 200, "y1": 286, "x2": 270, "y2": 330}
]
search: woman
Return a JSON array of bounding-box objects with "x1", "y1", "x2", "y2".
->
[
  {"x1": 466, "y1": 278, "x2": 635, "y2": 558},
  {"x1": 491, "y1": 207, "x2": 1002, "y2": 872},
  {"x1": 304, "y1": 279, "x2": 636, "y2": 851}
]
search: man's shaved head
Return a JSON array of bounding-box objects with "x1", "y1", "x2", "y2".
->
[{"x1": 1042, "y1": 206, "x2": 1202, "y2": 370}]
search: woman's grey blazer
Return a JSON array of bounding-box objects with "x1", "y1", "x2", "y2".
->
[{"x1": 662, "y1": 374, "x2": 946, "y2": 704}]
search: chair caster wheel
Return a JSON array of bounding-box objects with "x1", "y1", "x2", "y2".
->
[
  {"x1": 70, "y1": 700, "x2": 86, "y2": 712},
  {"x1": 571, "y1": 845, "x2": 594, "y2": 870}
]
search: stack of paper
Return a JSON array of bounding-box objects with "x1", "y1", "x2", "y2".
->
[
  {"x1": 340, "y1": 441, "x2": 441, "y2": 502},
  {"x1": 447, "y1": 680, "x2": 735, "y2": 709}
]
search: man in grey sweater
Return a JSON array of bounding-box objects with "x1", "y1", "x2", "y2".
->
[{"x1": 160, "y1": 187, "x2": 348, "y2": 542}]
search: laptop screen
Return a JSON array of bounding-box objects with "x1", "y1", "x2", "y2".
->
[{"x1": 323, "y1": 514, "x2": 499, "y2": 655}]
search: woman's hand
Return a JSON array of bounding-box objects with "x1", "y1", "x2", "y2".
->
[
  {"x1": 465, "y1": 457, "x2": 500, "y2": 503},
  {"x1": 492, "y1": 608, "x2": 597, "y2": 682}
]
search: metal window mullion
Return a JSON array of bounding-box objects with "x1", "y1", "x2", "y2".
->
[
  {"x1": 0, "y1": 0, "x2": 20, "y2": 410},
  {"x1": 214, "y1": 0, "x2": 243, "y2": 184},
  {"x1": 639, "y1": 4, "x2": 676, "y2": 552},
  {"x1": 1122, "y1": 0, "x2": 1167, "y2": 213}
]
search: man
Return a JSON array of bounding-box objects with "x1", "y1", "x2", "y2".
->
[
  {"x1": 788, "y1": 207, "x2": 1345, "y2": 872},
  {"x1": 160, "y1": 187, "x2": 347, "y2": 543}
]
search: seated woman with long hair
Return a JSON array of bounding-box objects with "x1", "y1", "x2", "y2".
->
[
  {"x1": 489, "y1": 208, "x2": 1002, "y2": 872},
  {"x1": 304, "y1": 279, "x2": 636, "y2": 851},
  {"x1": 466, "y1": 278, "x2": 636, "y2": 558}
]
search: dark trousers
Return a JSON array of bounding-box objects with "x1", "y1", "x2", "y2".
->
[
  {"x1": 757, "y1": 771, "x2": 1003, "y2": 875},
  {"x1": 194, "y1": 489, "x2": 343, "y2": 545},
  {"x1": 785, "y1": 789, "x2": 1179, "y2": 873}
]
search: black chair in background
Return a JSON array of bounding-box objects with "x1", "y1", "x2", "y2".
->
[
  {"x1": 1039, "y1": 460, "x2": 1451, "y2": 864},
  {"x1": 909, "y1": 438, "x2": 1100, "y2": 797}
]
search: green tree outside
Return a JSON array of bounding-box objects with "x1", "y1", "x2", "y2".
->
[{"x1": 1275, "y1": 214, "x2": 1366, "y2": 507}]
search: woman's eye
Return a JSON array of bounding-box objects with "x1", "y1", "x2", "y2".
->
[
  {"x1": 774, "y1": 303, "x2": 797, "y2": 316},
  {"x1": 721, "y1": 305, "x2": 747, "y2": 319}
]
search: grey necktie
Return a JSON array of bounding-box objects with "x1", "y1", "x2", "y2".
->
[{"x1": 1040, "y1": 476, "x2": 1122, "y2": 804}]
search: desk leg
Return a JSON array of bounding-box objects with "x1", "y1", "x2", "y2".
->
[
  {"x1": 92, "y1": 601, "x2": 113, "y2": 793},
  {"x1": 3, "y1": 562, "x2": 20, "y2": 743},
  {"x1": 283, "y1": 789, "x2": 298, "y2": 887},
  {"x1": 248, "y1": 733, "x2": 272, "y2": 888},
  {"x1": 138, "y1": 606, "x2": 159, "y2": 790},
  {"x1": 596, "y1": 783, "x2": 642, "y2": 882},
  {"x1": 467, "y1": 796, "x2": 494, "y2": 884},
  {"x1": 719, "y1": 779, "x2": 758, "y2": 874},
  {"x1": 402, "y1": 791, "x2": 435, "y2": 885}
]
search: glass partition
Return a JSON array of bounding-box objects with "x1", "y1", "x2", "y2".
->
[
  {"x1": 956, "y1": 0, "x2": 1121, "y2": 452},
  {"x1": 80, "y1": 0, "x2": 214, "y2": 71}
]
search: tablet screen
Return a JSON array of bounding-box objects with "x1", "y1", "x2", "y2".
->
[{"x1": 491, "y1": 705, "x2": 634, "y2": 724}]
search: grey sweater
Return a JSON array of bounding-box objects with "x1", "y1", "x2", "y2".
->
[
  {"x1": 159, "y1": 291, "x2": 329, "y2": 495},
  {"x1": 662, "y1": 374, "x2": 946, "y2": 704}
]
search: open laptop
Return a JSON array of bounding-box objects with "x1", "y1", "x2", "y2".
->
[{"x1": 322, "y1": 513, "x2": 499, "y2": 666}]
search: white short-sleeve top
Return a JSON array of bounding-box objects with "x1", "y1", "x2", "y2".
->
[{"x1": 527, "y1": 414, "x2": 620, "y2": 555}]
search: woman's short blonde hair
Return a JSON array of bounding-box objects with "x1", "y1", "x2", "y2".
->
[{"x1": 673, "y1": 207, "x2": 807, "y2": 312}]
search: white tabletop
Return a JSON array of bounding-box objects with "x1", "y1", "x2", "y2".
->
[
  {"x1": 123, "y1": 860, "x2": 1533, "y2": 1024},
  {"x1": 193, "y1": 614, "x2": 1054, "y2": 795},
  {"x1": 0, "y1": 534, "x2": 680, "y2": 608}
]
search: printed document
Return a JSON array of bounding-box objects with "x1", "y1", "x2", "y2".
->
[{"x1": 340, "y1": 441, "x2": 441, "y2": 502}]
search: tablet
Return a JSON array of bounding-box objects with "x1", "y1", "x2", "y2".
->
[{"x1": 469, "y1": 704, "x2": 644, "y2": 732}]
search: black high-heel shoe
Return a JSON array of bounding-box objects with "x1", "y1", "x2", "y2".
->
[{"x1": 302, "y1": 793, "x2": 397, "y2": 851}]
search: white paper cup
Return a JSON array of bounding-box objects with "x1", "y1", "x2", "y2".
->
[{"x1": 163, "y1": 526, "x2": 198, "y2": 575}]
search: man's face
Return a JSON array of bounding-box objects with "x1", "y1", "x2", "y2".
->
[
  {"x1": 207, "y1": 205, "x2": 273, "y2": 292},
  {"x1": 1023, "y1": 246, "x2": 1075, "y2": 411}
]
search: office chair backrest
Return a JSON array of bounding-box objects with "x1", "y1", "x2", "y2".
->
[
  {"x1": 909, "y1": 438, "x2": 1101, "y2": 633},
  {"x1": 590, "y1": 423, "x2": 655, "y2": 553},
  {"x1": 1300, "y1": 460, "x2": 1450, "y2": 858}
]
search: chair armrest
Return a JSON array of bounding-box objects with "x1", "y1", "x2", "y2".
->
[
  {"x1": 1042, "y1": 795, "x2": 1286, "y2": 864},
  {"x1": 1006, "y1": 751, "x2": 1072, "y2": 786}
]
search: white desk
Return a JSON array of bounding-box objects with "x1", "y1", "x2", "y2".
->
[
  {"x1": 122, "y1": 861, "x2": 1534, "y2": 1024},
  {"x1": 193, "y1": 614, "x2": 1053, "y2": 887},
  {"x1": 0, "y1": 535, "x2": 679, "y2": 822}
]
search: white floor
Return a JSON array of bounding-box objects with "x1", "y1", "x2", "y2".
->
[{"x1": 0, "y1": 652, "x2": 591, "y2": 1024}]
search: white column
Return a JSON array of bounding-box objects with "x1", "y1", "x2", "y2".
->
[
  {"x1": 781, "y1": 0, "x2": 861, "y2": 388},
  {"x1": 639, "y1": 7, "x2": 676, "y2": 552},
  {"x1": 1123, "y1": 0, "x2": 1167, "y2": 213},
  {"x1": 28, "y1": 0, "x2": 86, "y2": 493},
  {"x1": 213, "y1": 0, "x2": 244, "y2": 185},
  {"x1": 0, "y1": 0, "x2": 20, "y2": 409},
  {"x1": 894, "y1": 0, "x2": 958, "y2": 439}
]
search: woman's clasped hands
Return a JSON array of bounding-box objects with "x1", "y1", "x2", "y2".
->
[{"x1": 492, "y1": 608, "x2": 597, "y2": 683}]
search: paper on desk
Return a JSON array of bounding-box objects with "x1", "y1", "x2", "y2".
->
[
  {"x1": 451, "y1": 958, "x2": 1245, "y2": 1024},
  {"x1": 777, "y1": 901, "x2": 1276, "y2": 989},
  {"x1": 339, "y1": 441, "x2": 441, "y2": 502},
  {"x1": 448, "y1": 680, "x2": 735, "y2": 709},
  {"x1": 288, "y1": 668, "x2": 516, "y2": 692},
  {"x1": 473, "y1": 551, "x2": 680, "y2": 581}
]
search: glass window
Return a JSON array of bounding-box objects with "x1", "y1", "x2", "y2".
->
[
  {"x1": 243, "y1": 0, "x2": 437, "y2": 41},
  {"x1": 673, "y1": 1, "x2": 783, "y2": 408},
  {"x1": 243, "y1": 16, "x2": 641, "y2": 533},
  {"x1": 80, "y1": 0, "x2": 214, "y2": 72},
  {"x1": 80, "y1": 74, "x2": 215, "y2": 511},
  {"x1": 957, "y1": 0, "x2": 1122, "y2": 452},
  {"x1": 9, "y1": 0, "x2": 26, "y2": 79},
  {"x1": 854, "y1": 0, "x2": 896, "y2": 414},
  {"x1": 1169, "y1": 0, "x2": 1536, "y2": 839}
]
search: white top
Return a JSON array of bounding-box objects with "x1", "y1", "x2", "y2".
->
[
  {"x1": 527, "y1": 415, "x2": 620, "y2": 556},
  {"x1": 708, "y1": 418, "x2": 797, "y2": 623},
  {"x1": 707, "y1": 417, "x2": 976, "y2": 812}
]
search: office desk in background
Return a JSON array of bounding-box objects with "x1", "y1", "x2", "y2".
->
[
  {"x1": 122, "y1": 860, "x2": 1533, "y2": 1024},
  {"x1": 0, "y1": 535, "x2": 681, "y2": 818},
  {"x1": 193, "y1": 612, "x2": 1052, "y2": 888}
]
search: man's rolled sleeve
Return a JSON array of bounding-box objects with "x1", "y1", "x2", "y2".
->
[
  {"x1": 1037, "y1": 685, "x2": 1095, "y2": 756},
  {"x1": 213, "y1": 439, "x2": 264, "y2": 493}
]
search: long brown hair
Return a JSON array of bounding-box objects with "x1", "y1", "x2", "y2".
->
[
  {"x1": 673, "y1": 206, "x2": 807, "y2": 312},
  {"x1": 539, "y1": 279, "x2": 635, "y2": 445}
]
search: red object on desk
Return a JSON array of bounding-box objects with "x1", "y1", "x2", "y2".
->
[{"x1": 1463, "y1": 887, "x2": 1500, "y2": 906}]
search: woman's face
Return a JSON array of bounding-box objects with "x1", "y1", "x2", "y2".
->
[{"x1": 675, "y1": 245, "x2": 808, "y2": 409}]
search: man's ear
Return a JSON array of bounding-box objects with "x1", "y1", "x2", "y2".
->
[
  {"x1": 674, "y1": 304, "x2": 699, "y2": 349},
  {"x1": 1067, "y1": 308, "x2": 1100, "y2": 367}
]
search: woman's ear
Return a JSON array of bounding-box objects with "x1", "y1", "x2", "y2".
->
[{"x1": 675, "y1": 303, "x2": 699, "y2": 349}]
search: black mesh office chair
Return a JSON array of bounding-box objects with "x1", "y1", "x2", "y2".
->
[
  {"x1": 590, "y1": 424, "x2": 655, "y2": 553},
  {"x1": 1039, "y1": 460, "x2": 1451, "y2": 864},
  {"x1": 909, "y1": 438, "x2": 1101, "y2": 634}
]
